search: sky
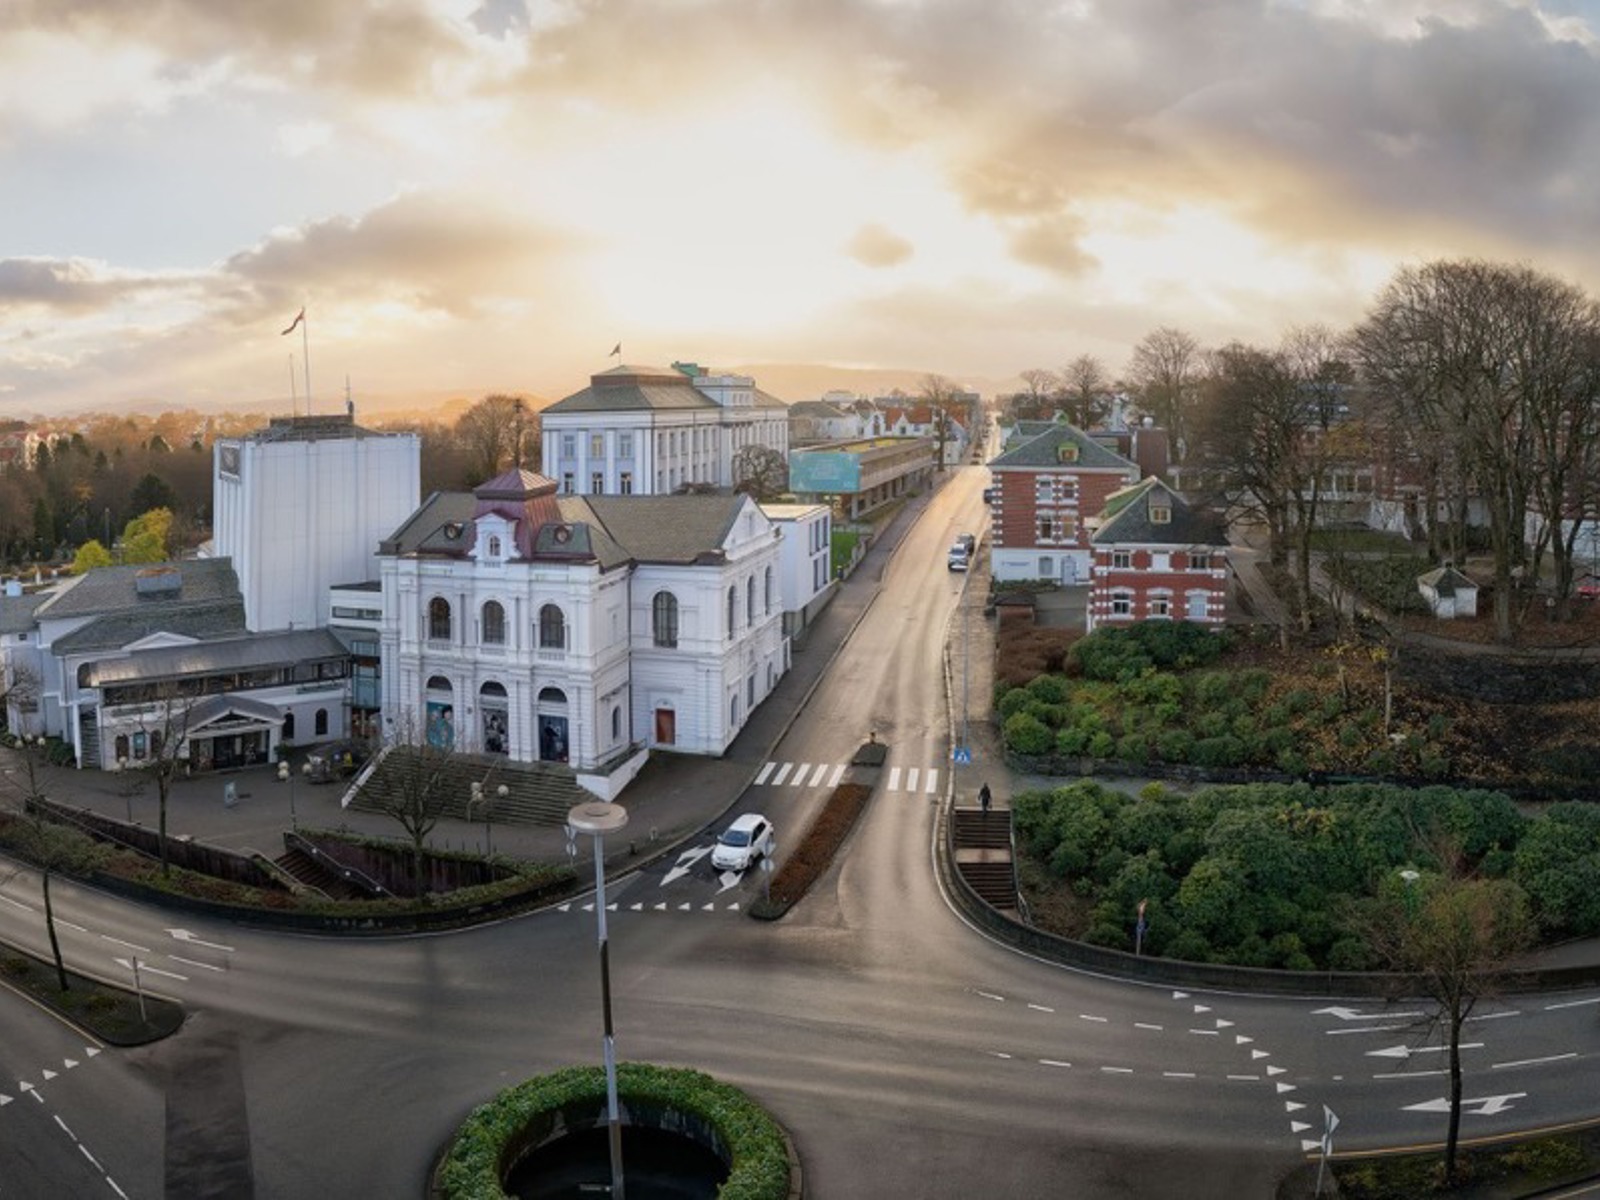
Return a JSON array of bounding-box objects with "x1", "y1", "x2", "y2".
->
[{"x1": 4, "y1": 0, "x2": 1600, "y2": 417}]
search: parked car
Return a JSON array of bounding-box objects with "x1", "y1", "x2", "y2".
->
[
  {"x1": 982, "y1": 486, "x2": 998, "y2": 504},
  {"x1": 711, "y1": 813, "x2": 774, "y2": 872},
  {"x1": 948, "y1": 543, "x2": 970, "y2": 572},
  {"x1": 956, "y1": 533, "x2": 976, "y2": 555}
]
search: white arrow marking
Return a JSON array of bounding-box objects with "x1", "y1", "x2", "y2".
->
[
  {"x1": 19, "y1": 1082, "x2": 34, "y2": 1092},
  {"x1": 1368, "y1": 1042, "x2": 1482, "y2": 1059},
  {"x1": 1172, "y1": 991, "x2": 1189, "y2": 1000},
  {"x1": 166, "y1": 929, "x2": 234, "y2": 952},
  {"x1": 678, "y1": 903, "x2": 692, "y2": 911},
  {"x1": 1215, "y1": 1019, "x2": 1234, "y2": 1029},
  {"x1": 1267, "y1": 1066, "x2": 1286, "y2": 1076},
  {"x1": 1313, "y1": 1005, "x2": 1424, "y2": 1021},
  {"x1": 1193, "y1": 1004, "x2": 1211, "y2": 1013},
  {"x1": 716, "y1": 871, "x2": 742, "y2": 893},
  {"x1": 728, "y1": 903, "x2": 740, "y2": 911},
  {"x1": 1235, "y1": 1034, "x2": 1252, "y2": 1044},
  {"x1": 41, "y1": 1069, "x2": 56, "y2": 1081},
  {"x1": 558, "y1": 904, "x2": 571, "y2": 912},
  {"x1": 1290, "y1": 1121, "x2": 1311, "y2": 1133},
  {"x1": 1251, "y1": 1050, "x2": 1271, "y2": 1060},
  {"x1": 1301, "y1": 1138, "x2": 1322, "y2": 1153},
  {"x1": 582, "y1": 903, "x2": 594, "y2": 912},
  {"x1": 85, "y1": 1048, "x2": 99, "y2": 1058},
  {"x1": 1285, "y1": 1101, "x2": 1305, "y2": 1112},
  {"x1": 653, "y1": 902, "x2": 667, "y2": 911},
  {"x1": 662, "y1": 846, "x2": 713, "y2": 887},
  {"x1": 0, "y1": 1094, "x2": 10, "y2": 1107},
  {"x1": 1276, "y1": 1083, "x2": 1297, "y2": 1094},
  {"x1": 702, "y1": 903, "x2": 716, "y2": 911},
  {"x1": 1404, "y1": 1093, "x2": 1526, "y2": 1116},
  {"x1": 629, "y1": 903, "x2": 642, "y2": 911},
  {"x1": 63, "y1": 1059, "x2": 78, "y2": 1070},
  {"x1": 169, "y1": 956, "x2": 223, "y2": 973},
  {"x1": 606, "y1": 903, "x2": 617, "y2": 912}
]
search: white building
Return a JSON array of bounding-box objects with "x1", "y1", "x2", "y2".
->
[
  {"x1": 540, "y1": 363, "x2": 789, "y2": 497},
  {"x1": 760, "y1": 502, "x2": 834, "y2": 637},
  {"x1": 379, "y1": 470, "x2": 788, "y2": 779},
  {"x1": 211, "y1": 414, "x2": 420, "y2": 632}
]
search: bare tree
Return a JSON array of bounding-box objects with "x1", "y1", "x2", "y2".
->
[
  {"x1": 1016, "y1": 369, "x2": 1060, "y2": 420},
  {"x1": 115, "y1": 687, "x2": 200, "y2": 877},
  {"x1": 918, "y1": 373, "x2": 964, "y2": 470},
  {"x1": 1369, "y1": 855, "x2": 1534, "y2": 1187},
  {"x1": 1060, "y1": 354, "x2": 1109, "y2": 429},
  {"x1": 455, "y1": 394, "x2": 535, "y2": 484},
  {"x1": 363, "y1": 719, "x2": 460, "y2": 893},
  {"x1": 1127, "y1": 327, "x2": 1203, "y2": 457},
  {"x1": 731, "y1": 445, "x2": 788, "y2": 501}
]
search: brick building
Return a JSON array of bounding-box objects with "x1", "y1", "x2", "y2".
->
[{"x1": 1085, "y1": 477, "x2": 1229, "y2": 631}]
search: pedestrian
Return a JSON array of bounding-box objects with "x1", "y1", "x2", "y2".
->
[{"x1": 979, "y1": 782, "x2": 991, "y2": 813}]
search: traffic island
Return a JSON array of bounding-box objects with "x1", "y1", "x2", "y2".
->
[
  {"x1": 0, "y1": 943, "x2": 184, "y2": 1046},
  {"x1": 432, "y1": 1062, "x2": 800, "y2": 1200}
]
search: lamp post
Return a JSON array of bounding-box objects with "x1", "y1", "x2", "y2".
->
[
  {"x1": 1398, "y1": 868, "x2": 1421, "y2": 920},
  {"x1": 491, "y1": 784, "x2": 506, "y2": 858},
  {"x1": 567, "y1": 800, "x2": 629, "y2": 1200}
]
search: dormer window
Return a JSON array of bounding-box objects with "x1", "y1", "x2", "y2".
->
[
  {"x1": 1057, "y1": 443, "x2": 1080, "y2": 463},
  {"x1": 487, "y1": 535, "x2": 502, "y2": 557},
  {"x1": 1150, "y1": 503, "x2": 1171, "y2": 524}
]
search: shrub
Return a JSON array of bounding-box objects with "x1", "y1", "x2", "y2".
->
[
  {"x1": 1191, "y1": 736, "x2": 1245, "y2": 768},
  {"x1": 1116, "y1": 733, "x2": 1150, "y2": 765},
  {"x1": 1086, "y1": 731, "x2": 1115, "y2": 758},
  {"x1": 1192, "y1": 672, "x2": 1234, "y2": 708},
  {"x1": 1056, "y1": 726, "x2": 1089, "y2": 757},
  {"x1": 1003, "y1": 712, "x2": 1053, "y2": 755},
  {"x1": 996, "y1": 688, "x2": 1033, "y2": 720},
  {"x1": 1027, "y1": 674, "x2": 1070, "y2": 705},
  {"x1": 1155, "y1": 730, "x2": 1194, "y2": 763},
  {"x1": 1282, "y1": 688, "x2": 1314, "y2": 715}
]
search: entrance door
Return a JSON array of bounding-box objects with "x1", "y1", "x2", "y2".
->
[{"x1": 654, "y1": 707, "x2": 676, "y2": 746}]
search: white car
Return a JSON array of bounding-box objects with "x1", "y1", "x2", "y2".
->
[{"x1": 711, "y1": 813, "x2": 774, "y2": 872}]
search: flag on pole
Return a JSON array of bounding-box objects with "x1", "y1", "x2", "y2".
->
[
  {"x1": 282, "y1": 307, "x2": 306, "y2": 336},
  {"x1": 609, "y1": 342, "x2": 621, "y2": 357}
]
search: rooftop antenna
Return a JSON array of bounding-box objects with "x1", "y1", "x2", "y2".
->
[{"x1": 344, "y1": 375, "x2": 354, "y2": 418}]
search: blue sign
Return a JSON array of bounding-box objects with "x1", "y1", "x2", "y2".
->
[{"x1": 952, "y1": 746, "x2": 972, "y2": 764}]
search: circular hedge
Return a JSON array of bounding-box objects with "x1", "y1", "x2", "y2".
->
[{"x1": 437, "y1": 1062, "x2": 792, "y2": 1200}]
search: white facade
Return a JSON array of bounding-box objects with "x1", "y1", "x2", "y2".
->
[
  {"x1": 761, "y1": 502, "x2": 834, "y2": 633},
  {"x1": 212, "y1": 415, "x2": 420, "y2": 633},
  {"x1": 541, "y1": 364, "x2": 789, "y2": 497},
  {"x1": 379, "y1": 472, "x2": 789, "y2": 772}
]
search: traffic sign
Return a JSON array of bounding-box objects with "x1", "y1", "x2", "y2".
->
[{"x1": 952, "y1": 747, "x2": 972, "y2": 764}]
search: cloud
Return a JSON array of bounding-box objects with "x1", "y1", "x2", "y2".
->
[{"x1": 844, "y1": 223, "x2": 913, "y2": 268}]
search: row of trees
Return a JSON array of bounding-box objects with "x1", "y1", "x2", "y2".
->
[{"x1": 1009, "y1": 260, "x2": 1600, "y2": 643}]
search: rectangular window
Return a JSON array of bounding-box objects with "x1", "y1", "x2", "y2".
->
[
  {"x1": 620, "y1": 471, "x2": 633, "y2": 495},
  {"x1": 1151, "y1": 552, "x2": 1170, "y2": 571},
  {"x1": 561, "y1": 434, "x2": 576, "y2": 458},
  {"x1": 1112, "y1": 550, "x2": 1132, "y2": 570},
  {"x1": 1150, "y1": 504, "x2": 1172, "y2": 524},
  {"x1": 1111, "y1": 592, "x2": 1132, "y2": 616},
  {"x1": 1150, "y1": 595, "x2": 1171, "y2": 618},
  {"x1": 561, "y1": 472, "x2": 574, "y2": 494},
  {"x1": 591, "y1": 471, "x2": 604, "y2": 494},
  {"x1": 1035, "y1": 478, "x2": 1052, "y2": 502},
  {"x1": 1189, "y1": 553, "x2": 1210, "y2": 571},
  {"x1": 618, "y1": 433, "x2": 633, "y2": 458},
  {"x1": 1038, "y1": 517, "x2": 1054, "y2": 541},
  {"x1": 590, "y1": 433, "x2": 604, "y2": 457}
]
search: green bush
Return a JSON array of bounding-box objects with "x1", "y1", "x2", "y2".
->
[
  {"x1": 1087, "y1": 731, "x2": 1114, "y2": 758},
  {"x1": 1155, "y1": 729, "x2": 1194, "y2": 763},
  {"x1": 1055, "y1": 726, "x2": 1089, "y2": 757},
  {"x1": 1116, "y1": 733, "x2": 1149, "y2": 765},
  {"x1": 1027, "y1": 674, "x2": 1070, "y2": 705},
  {"x1": 996, "y1": 688, "x2": 1033, "y2": 720},
  {"x1": 1003, "y1": 712, "x2": 1053, "y2": 755},
  {"x1": 1191, "y1": 736, "x2": 1245, "y2": 768},
  {"x1": 438, "y1": 1063, "x2": 789, "y2": 1200}
]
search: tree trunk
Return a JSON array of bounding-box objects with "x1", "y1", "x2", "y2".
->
[
  {"x1": 43, "y1": 870, "x2": 68, "y2": 992},
  {"x1": 1445, "y1": 1012, "x2": 1464, "y2": 1186},
  {"x1": 158, "y1": 779, "x2": 171, "y2": 876}
]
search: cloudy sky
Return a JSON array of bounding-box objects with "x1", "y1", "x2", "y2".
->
[{"x1": 4, "y1": 0, "x2": 1600, "y2": 416}]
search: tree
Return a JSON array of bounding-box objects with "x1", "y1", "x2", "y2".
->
[
  {"x1": 918, "y1": 373, "x2": 965, "y2": 469},
  {"x1": 1061, "y1": 354, "x2": 1110, "y2": 429},
  {"x1": 71, "y1": 539, "x2": 114, "y2": 575},
  {"x1": 117, "y1": 687, "x2": 199, "y2": 876},
  {"x1": 129, "y1": 472, "x2": 176, "y2": 516},
  {"x1": 1368, "y1": 858, "x2": 1535, "y2": 1186},
  {"x1": 455, "y1": 394, "x2": 534, "y2": 483},
  {"x1": 731, "y1": 445, "x2": 788, "y2": 501},
  {"x1": 366, "y1": 723, "x2": 461, "y2": 894},
  {"x1": 120, "y1": 507, "x2": 173, "y2": 564},
  {"x1": 1127, "y1": 327, "x2": 1203, "y2": 458},
  {"x1": 1015, "y1": 369, "x2": 1060, "y2": 421}
]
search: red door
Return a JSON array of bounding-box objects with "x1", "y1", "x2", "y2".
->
[{"x1": 654, "y1": 708, "x2": 676, "y2": 746}]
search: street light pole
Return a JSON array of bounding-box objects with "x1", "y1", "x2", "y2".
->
[{"x1": 567, "y1": 800, "x2": 629, "y2": 1200}]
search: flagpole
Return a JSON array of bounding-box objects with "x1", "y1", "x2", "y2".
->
[
  {"x1": 301, "y1": 310, "x2": 312, "y2": 411},
  {"x1": 288, "y1": 355, "x2": 298, "y2": 417}
]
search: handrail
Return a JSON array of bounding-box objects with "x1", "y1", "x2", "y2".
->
[{"x1": 284, "y1": 830, "x2": 387, "y2": 897}]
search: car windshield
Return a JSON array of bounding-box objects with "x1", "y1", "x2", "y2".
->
[{"x1": 720, "y1": 829, "x2": 751, "y2": 847}]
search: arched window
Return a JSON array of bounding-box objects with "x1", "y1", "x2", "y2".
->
[
  {"x1": 611, "y1": 706, "x2": 621, "y2": 740},
  {"x1": 746, "y1": 576, "x2": 756, "y2": 623},
  {"x1": 283, "y1": 712, "x2": 296, "y2": 741},
  {"x1": 539, "y1": 604, "x2": 566, "y2": 650},
  {"x1": 727, "y1": 586, "x2": 737, "y2": 637},
  {"x1": 764, "y1": 565, "x2": 773, "y2": 614},
  {"x1": 652, "y1": 591, "x2": 679, "y2": 648},
  {"x1": 428, "y1": 597, "x2": 452, "y2": 641},
  {"x1": 315, "y1": 708, "x2": 329, "y2": 736},
  {"x1": 481, "y1": 600, "x2": 506, "y2": 645}
]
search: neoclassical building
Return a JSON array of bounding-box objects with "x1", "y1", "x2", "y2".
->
[
  {"x1": 378, "y1": 469, "x2": 788, "y2": 777},
  {"x1": 540, "y1": 362, "x2": 789, "y2": 496}
]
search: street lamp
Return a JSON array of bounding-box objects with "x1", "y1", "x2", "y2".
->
[
  {"x1": 567, "y1": 800, "x2": 629, "y2": 1200},
  {"x1": 1398, "y1": 868, "x2": 1421, "y2": 920}
]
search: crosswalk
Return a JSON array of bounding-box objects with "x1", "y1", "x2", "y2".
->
[{"x1": 753, "y1": 761, "x2": 942, "y2": 796}]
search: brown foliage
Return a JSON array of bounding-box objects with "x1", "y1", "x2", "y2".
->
[
  {"x1": 762, "y1": 783, "x2": 872, "y2": 910},
  {"x1": 994, "y1": 614, "x2": 1081, "y2": 694}
]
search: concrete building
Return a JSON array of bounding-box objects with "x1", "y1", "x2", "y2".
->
[
  {"x1": 760, "y1": 502, "x2": 834, "y2": 638},
  {"x1": 788, "y1": 438, "x2": 936, "y2": 520}
]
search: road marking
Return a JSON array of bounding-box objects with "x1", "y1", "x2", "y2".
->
[
  {"x1": 975, "y1": 990, "x2": 1005, "y2": 1002},
  {"x1": 101, "y1": 936, "x2": 151, "y2": 954},
  {"x1": 828, "y1": 764, "x2": 846, "y2": 788},
  {"x1": 1027, "y1": 1003, "x2": 1054, "y2": 1013},
  {"x1": 115, "y1": 958, "x2": 185, "y2": 981},
  {"x1": 1291, "y1": 1120, "x2": 1311, "y2": 1133},
  {"x1": 906, "y1": 768, "x2": 920, "y2": 793},
  {"x1": 1404, "y1": 1093, "x2": 1526, "y2": 1116},
  {"x1": 925, "y1": 768, "x2": 939, "y2": 793},
  {"x1": 1275, "y1": 1083, "x2": 1297, "y2": 1094},
  {"x1": 887, "y1": 766, "x2": 902, "y2": 791},
  {"x1": 988, "y1": 1051, "x2": 1013, "y2": 1060},
  {"x1": 1040, "y1": 1059, "x2": 1071, "y2": 1068},
  {"x1": 1314, "y1": 1005, "x2": 1425, "y2": 1021},
  {"x1": 54, "y1": 1113, "x2": 73, "y2": 1136},
  {"x1": 1228, "y1": 1074, "x2": 1260, "y2": 1081},
  {"x1": 1467, "y1": 1010, "x2": 1518, "y2": 1022},
  {"x1": 808, "y1": 763, "x2": 829, "y2": 786},
  {"x1": 771, "y1": 763, "x2": 793, "y2": 786},
  {"x1": 1189, "y1": 1029, "x2": 1219, "y2": 1036},
  {"x1": 1163, "y1": 1072, "x2": 1195, "y2": 1079},
  {"x1": 1328, "y1": 1024, "x2": 1409, "y2": 1036},
  {"x1": 1078, "y1": 1014, "x2": 1108, "y2": 1023},
  {"x1": 167, "y1": 929, "x2": 234, "y2": 952},
  {"x1": 0, "y1": 894, "x2": 32, "y2": 912},
  {"x1": 789, "y1": 763, "x2": 811, "y2": 786},
  {"x1": 662, "y1": 846, "x2": 712, "y2": 886},
  {"x1": 169, "y1": 956, "x2": 223, "y2": 973},
  {"x1": 1285, "y1": 1101, "x2": 1306, "y2": 1112},
  {"x1": 1135, "y1": 1022, "x2": 1162, "y2": 1031},
  {"x1": 79, "y1": 1146, "x2": 103, "y2": 1172},
  {"x1": 1367, "y1": 1042, "x2": 1482, "y2": 1059},
  {"x1": 1544, "y1": 996, "x2": 1600, "y2": 1010},
  {"x1": 1492, "y1": 1053, "x2": 1575, "y2": 1070},
  {"x1": 1373, "y1": 1069, "x2": 1448, "y2": 1080},
  {"x1": 754, "y1": 762, "x2": 776, "y2": 784},
  {"x1": 1101, "y1": 1066, "x2": 1132, "y2": 1074},
  {"x1": 56, "y1": 919, "x2": 87, "y2": 932}
]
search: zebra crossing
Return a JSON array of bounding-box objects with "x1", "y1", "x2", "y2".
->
[{"x1": 753, "y1": 760, "x2": 942, "y2": 796}]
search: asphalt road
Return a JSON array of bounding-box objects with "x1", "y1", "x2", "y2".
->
[{"x1": 2, "y1": 463, "x2": 1599, "y2": 1198}]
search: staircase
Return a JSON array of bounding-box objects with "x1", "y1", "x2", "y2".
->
[
  {"x1": 273, "y1": 845, "x2": 365, "y2": 901},
  {"x1": 951, "y1": 808, "x2": 1017, "y2": 911},
  {"x1": 343, "y1": 748, "x2": 588, "y2": 828}
]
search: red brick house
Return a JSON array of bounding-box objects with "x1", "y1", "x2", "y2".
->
[
  {"x1": 1085, "y1": 477, "x2": 1229, "y2": 631},
  {"x1": 988, "y1": 422, "x2": 1141, "y2": 584}
]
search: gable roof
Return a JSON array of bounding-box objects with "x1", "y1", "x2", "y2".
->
[
  {"x1": 0, "y1": 589, "x2": 49, "y2": 635},
  {"x1": 990, "y1": 422, "x2": 1137, "y2": 472},
  {"x1": 1417, "y1": 565, "x2": 1477, "y2": 595},
  {"x1": 578, "y1": 494, "x2": 755, "y2": 564},
  {"x1": 53, "y1": 599, "x2": 248, "y2": 655},
  {"x1": 1091, "y1": 477, "x2": 1228, "y2": 547}
]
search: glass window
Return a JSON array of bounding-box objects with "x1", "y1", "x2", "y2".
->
[
  {"x1": 1038, "y1": 517, "x2": 1054, "y2": 540},
  {"x1": 619, "y1": 433, "x2": 633, "y2": 457},
  {"x1": 1150, "y1": 504, "x2": 1172, "y2": 524},
  {"x1": 746, "y1": 576, "x2": 756, "y2": 622},
  {"x1": 1112, "y1": 550, "x2": 1132, "y2": 570},
  {"x1": 611, "y1": 706, "x2": 622, "y2": 740},
  {"x1": 283, "y1": 713, "x2": 296, "y2": 741},
  {"x1": 539, "y1": 604, "x2": 566, "y2": 650},
  {"x1": 590, "y1": 433, "x2": 604, "y2": 457},
  {"x1": 1111, "y1": 591, "x2": 1133, "y2": 616},
  {"x1": 620, "y1": 471, "x2": 633, "y2": 495},
  {"x1": 487, "y1": 535, "x2": 501, "y2": 557},
  {"x1": 561, "y1": 472, "x2": 574, "y2": 494},
  {"x1": 764, "y1": 565, "x2": 773, "y2": 613},
  {"x1": 482, "y1": 600, "x2": 506, "y2": 645},
  {"x1": 727, "y1": 586, "x2": 737, "y2": 636},
  {"x1": 591, "y1": 471, "x2": 604, "y2": 494},
  {"x1": 1150, "y1": 595, "x2": 1171, "y2": 618},
  {"x1": 428, "y1": 597, "x2": 451, "y2": 641},
  {"x1": 652, "y1": 591, "x2": 679, "y2": 648},
  {"x1": 315, "y1": 708, "x2": 328, "y2": 736}
]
